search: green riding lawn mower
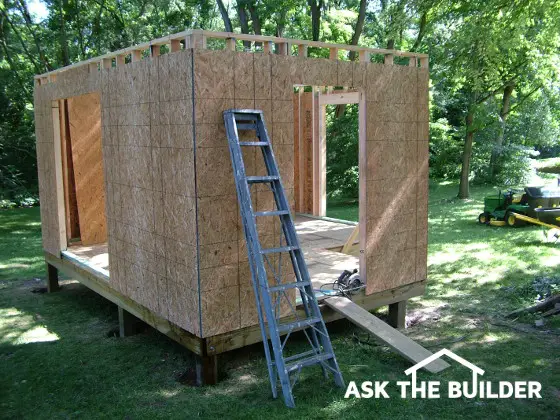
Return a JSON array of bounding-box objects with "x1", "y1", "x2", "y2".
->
[{"x1": 478, "y1": 187, "x2": 560, "y2": 233}]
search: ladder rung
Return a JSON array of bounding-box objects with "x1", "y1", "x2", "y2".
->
[
  {"x1": 254, "y1": 210, "x2": 289, "y2": 217},
  {"x1": 239, "y1": 141, "x2": 269, "y2": 146},
  {"x1": 277, "y1": 317, "x2": 322, "y2": 333},
  {"x1": 261, "y1": 245, "x2": 298, "y2": 254},
  {"x1": 234, "y1": 113, "x2": 258, "y2": 120},
  {"x1": 237, "y1": 123, "x2": 257, "y2": 130},
  {"x1": 247, "y1": 176, "x2": 279, "y2": 184},
  {"x1": 268, "y1": 280, "x2": 311, "y2": 293},
  {"x1": 286, "y1": 352, "x2": 334, "y2": 373},
  {"x1": 283, "y1": 349, "x2": 319, "y2": 363}
]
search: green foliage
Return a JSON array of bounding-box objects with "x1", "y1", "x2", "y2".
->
[{"x1": 325, "y1": 104, "x2": 359, "y2": 199}]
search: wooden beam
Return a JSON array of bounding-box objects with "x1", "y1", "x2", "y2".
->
[
  {"x1": 359, "y1": 50, "x2": 370, "y2": 63},
  {"x1": 388, "y1": 301, "x2": 407, "y2": 329},
  {"x1": 409, "y1": 57, "x2": 417, "y2": 67},
  {"x1": 45, "y1": 251, "x2": 205, "y2": 355},
  {"x1": 88, "y1": 62, "x2": 98, "y2": 73},
  {"x1": 324, "y1": 296, "x2": 449, "y2": 373},
  {"x1": 150, "y1": 45, "x2": 160, "y2": 57},
  {"x1": 329, "y1": 47, "x2": 338, "y2": 60},
  {"x1": 420, "y1": 56, "x2": 429, "y2": 69},
  {"x1": 358, "y1": 91, "x2": 367, "y2": 281},
  {"x1": 186, "y1": 31, "x2": 206, "y2": 49},
  {"x1": 131, "y1": 50, "x2": 142, "y2": 62},
  {"x1": 170, "y1": 39, "x2": 182, "y2": 52},
  {"x1": 51, "y1": 100, "x2": 67, "y2": 250},
  {"x1": 341, "y1": 224, "x2": 360, "y2": 254},
  {"x1": 276, "y1": 42, "x2": 289, "y2": 55},
  {"x1": 298, "y1": 44, "x2": 308, "y2": 57},
  {"x1": 119, "y1": 306, "x2": 145, "y2": 337},
  {"x1": 205, "y1": 281, "x2": 426, "y2": 355},
  {"x1": 46, "y1": 263, "x2": 60, "y2": 293},
  {"x1": 384, "y1": 53, "x2": 394, "y2": 65},
  {"x1": 102, "y1": 58, "x2": 112, "y2": 69},
  {"x1": 116, "y1": 55, "x2": 126, "y2": 66},
  {"x1": 225, "y1": 37, "x2": 236, "y2": 51},
  {"x1": 263, "y1": 40, "x2": 273, "y2": 54},
  {"x1": 318, "y1": 91, "x2": 360, "y2": 106},
  {"x1": 196, "y1": 352, "x2": 218, "y2": 386}
]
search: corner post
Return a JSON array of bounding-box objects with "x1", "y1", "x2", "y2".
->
[
  {"x1": 195, "y1": 351, "x2": 218, "y2": 386},
  {"x1": 388, "y1": 301, "x2": 407, "y2": 329},
  {"x1": 118, "y1": 306, "x2": 142, "y2": 337},
  {"x1": 46, "y1": 262, "x2": 60, "y2": 293}
]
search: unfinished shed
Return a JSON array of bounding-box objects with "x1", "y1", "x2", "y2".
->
[{"x1": 34, "y1": 29, "x2": 429, "y2": 382}]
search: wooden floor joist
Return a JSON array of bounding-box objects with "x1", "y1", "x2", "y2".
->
[{"x1": 324, "y1": 296, "x2": 450, "y2": 373}]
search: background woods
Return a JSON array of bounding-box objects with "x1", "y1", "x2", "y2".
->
[{"x1": 0, "y1": 0, "x2": 559, "y2": 206}]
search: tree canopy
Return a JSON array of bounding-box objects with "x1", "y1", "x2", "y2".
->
[{"x1": 0, "y1": 0, "x2": 559, "y2": 205}]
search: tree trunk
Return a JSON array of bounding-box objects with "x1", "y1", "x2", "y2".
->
[
  {"x1": 217, "y1": 0, "x2": 233, "y2": 32},
  {"x1": 335, "y1": 0, "x2": 367, "y2": 118},
  {"x1": 237, "y1": 2, "x2": 251, "y2": 49},
  {"x1": 247, "y1": 1, "x2": 262, "y2": 47},
  {"x1": 308, "y1": 0, "x2": 322, "y2": 41},
  {"x1": 489, "y1": 83, "x2": 514, "y2": 178},
  {"x1": 458, "y1": 109, "x2": 475, "y2": 199},
  {"x1": 411, "y1": 11, "x2": 427, "y2": 51},
  {"x1": 60, "y1": 0, "x2": 70, "y2": 66}
]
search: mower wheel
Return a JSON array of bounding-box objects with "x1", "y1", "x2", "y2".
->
[
  {"x1": 478, "y1": 212, "x2": 491, "y2": 225},
  {"x1": 505, "y1": 210, "x2": 518, "y2": 227}
]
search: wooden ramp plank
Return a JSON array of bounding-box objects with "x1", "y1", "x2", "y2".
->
[{"x1": 325, "y1": 296, "x2": 449, "y2": 373}]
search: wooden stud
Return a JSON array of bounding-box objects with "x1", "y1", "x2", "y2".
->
[
  {"x1": 88, "y1": 62, "x2": 98, "y2": 73},
  {"x1": 329, "y1": 47, "x2": 338, "y2": 60},
  {"x1": 170, "y1": 39, "x2": 182, "y2": 52},
  {"x1": 388, "y1": 300, "x2": 407, "y2": 329},
  {"x1": 150, "y1": 45, "x2": 160, "y2": 57},
  {"x1": 263, "y1": 41, "x2": 273, "y2": 54},
  {"x1": 47, "y1": 74, "x2": 57, "y2": 83},
  {"x1": 298, "y1": 44, "x2": 308, "y2": 57},
  {"x1": 359, "y1": 50, "x2": 370, "y2": 63},
  {"x1": 40, "y1": 77, "x2": 48, "y2": 85},
  {"x1": 195, "y1": 353, "x2": 218, "y2": 386},
  {"x1": 46, "y1": 263, "x2": 60, "y2": 293},
  {"x1": 420, "y1": 56, "x2": 429, "y2": 69},
  {"x1": 102, "y1": 58, "x2": 112, "y2": 69},
  {"x1": 116, "y1": 55, "x2": 126, "y2": 66},
  {"x1": 131, "y1": 50, "x2": 142, "y2": 62},
  {"x1": 384, "y1": 53, "x2": 394, "y2": 65},
  {"x1": 51, "y1": 100, "x2": 67, "y2": 250},
  {"x1": 118, "y1": 306, "x2": 143, "y2": 337},
  {"x1": 225, "y1": 37, "x2": 236, "y2": 51},
  {"x1": 358, "y1": 91, "x2": 366, "y2": 283},
  {"x1": 186, "y1": 32, "x2": 206, "y2": 49},
  {"x1": 276, "y1": 42, "x2": 289, "y2": 55},
  {"x1": 408, "y1": 57, "x2": 417, "y2": 67}
]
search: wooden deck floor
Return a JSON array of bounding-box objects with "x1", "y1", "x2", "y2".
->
[{"x1": 65, "y1": 215, "x2": 359, "y2": 288}]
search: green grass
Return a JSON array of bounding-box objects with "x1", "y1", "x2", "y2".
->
[{"x1": 1, "y1": 184, "x2": 560, "y2": 419}]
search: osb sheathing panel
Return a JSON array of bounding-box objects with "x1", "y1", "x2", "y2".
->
[
  {"x1": 67, "y1": 92, "x2": 107, "y2": 245},
  {"x1": 102, "y1": 50, "x2": 200, "y2": 336},
  {"x1": 364, "y1": 64, "x2": 428, "y2": 295}
]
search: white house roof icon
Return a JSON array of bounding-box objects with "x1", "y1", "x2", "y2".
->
[{"x1": 404, "y1": 348, "x2": 485, "y2": 376}]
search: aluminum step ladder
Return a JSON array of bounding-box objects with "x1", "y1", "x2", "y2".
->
[{"x1": 223, "y1": 109, "x2": 344, "y2": 408}]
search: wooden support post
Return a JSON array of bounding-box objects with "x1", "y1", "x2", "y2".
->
[
  {"x1": 384, "y1": 53, "x2": 394, "y2": 65},
  {"x1": 150, "y1": 44, "x2": 160, "y2": 57},
  {"x1": 276, "y1": 42, "x2": 289, "y2": 55},
  {"x1": 102, "y1": 58, "x2": 112, "y2": 69},
  {"x1": 388, "y1": 300, "x2": 407, "y2": 329},
  {"x1": 40, "y1": 77, "x2": 48, "y2": 85},
  {"x1": 88, "y1": 62, "x2": 99, "y2": 73},
  {"x1": 329, "y1": 47, "x2": 338, "y2": 60},
  {"x1": 359, "y1": 50, "x2": 370, "y2": 63},
  {"x1": 186, "y1": 31, "x2": 206, "y2": 49},
  {"x1": 298, "y1": 44, "x2": 308, "y2": 57},
  {"x1": 118, "y1": 306, "x2": 143, "y2": 337},
  {"x1": 47, "y1": 74, "x2": 56, "y2": 83},
  {"x1": 419, "y1": 56, "x2": 429, "y2": 69},
  {"x1": 408, "y1": 57, "x2": 417, "y2": 67},
  {"x1": 225, "y1": 37, "x2": 236, "y2": 51},
  {"x1": 116, "y1": 55, "x2": 126, "y2": 66},
  {"x1": 170, "y1": 39, "x2": 181, "y2": 52},
  {"x1": 195, "y1": 353, "x2": 218, "y2": 386},
  {"x1": 263, "y1": 41, "x2": 273, "y2": 54},
  {"x1": 131, "y1": 50, "x2": 142, "y2": 62},
  {"x1": 46, "y1": 262, "x2": 60, "y2": 293}
]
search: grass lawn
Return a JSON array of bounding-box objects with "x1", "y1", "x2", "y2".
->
[{"x1": 1, "y1": 183, "x2": 559, "y2": 419}]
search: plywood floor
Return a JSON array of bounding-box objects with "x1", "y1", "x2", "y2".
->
[{"x1": 65, "y1": 215, "x2": 359, "y2": 289}]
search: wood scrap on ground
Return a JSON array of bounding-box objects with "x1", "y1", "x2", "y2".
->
[{"x1": 505, "y1": 294, "x2": 560, "y2": 319}]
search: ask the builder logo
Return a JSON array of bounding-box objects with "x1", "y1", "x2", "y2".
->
[{"x1": 344, "y1": 348, "x2": 542, "y2": 399}]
